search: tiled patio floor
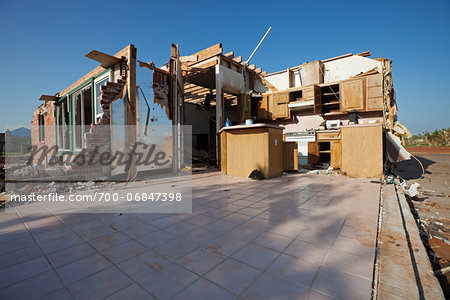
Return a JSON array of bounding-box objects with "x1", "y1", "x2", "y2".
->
[{"x1": 0, "y1": 172, "x2": 380, "y2": 299}]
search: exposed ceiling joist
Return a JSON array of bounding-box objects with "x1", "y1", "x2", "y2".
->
[
  {"x1": 224, "y1": 51, "x2": 234, "y2": 58},
  {"x1": 85, "y1": 50, "x2": 121, "y2": 68},
  {"x1": 233, "y1": 56, "x2": 242, "y2": 63},
  {"x1": 39, "y1": 95, "x2": 58, "y2": 101},
  {"x1": 186, "y1": 43, "x2": 223, "y2": 66}
]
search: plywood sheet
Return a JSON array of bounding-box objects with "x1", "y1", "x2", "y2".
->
[
  {"x1": 341, "y1": 79, "x2": 365, "y2": 111},
  {"x1": 284, "y1": 142, "x2": 298, "y2": 171},
  {"x1": 222, "y1": 127, "x2": 283, "y2": 178},
  {"x1": 341, "y1": 124, "x2": 383, "y2": 178}
]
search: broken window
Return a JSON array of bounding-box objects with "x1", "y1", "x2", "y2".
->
[
  {"x1": 71, "y1": 85, "x2": 93, "y2": 150},
  {"x1": 55, "y1": 98, "x2": 70, "y2": 150},
  {"x1": 94, "y1": 72, "x2": 111, "y2": 123},
  {"x1": 38, "y1": 114, "x2": 45, "y2": 142}
]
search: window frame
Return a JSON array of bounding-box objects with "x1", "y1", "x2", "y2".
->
[
  {"x1": 70, "y1": 84, "x2": 92, "y2": 151},
  {"x1": 38, "y1": 113, "x2": 45, "y2": 142},
  {"x1": 54, "y1": 97, "x2": 70, "y2": 152},
  {"x1": 94, "y1": 70, "x2": 113, "y2": 124}
]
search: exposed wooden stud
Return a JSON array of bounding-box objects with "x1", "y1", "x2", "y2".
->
[
  {"x1": 233, "y1": 56, "x2": 242, "y2": 63},
  {"x1": 355, "y1": 51, "x2": 371, "y2": 57},
  {"x1": 39, "y1": 95, "x2": 58, "y2": 101},
  {"x1": 224, "y1": 51, "x2": 234, "y2": 58},
  {"x1": 85, "y1": 50, "x2": 121, "y2": 68},
  {"x1": 57, "y1": 45, "x2": 130, "y2": 98},
  {"x1": 180, "y1": 55, "x2": 198, "y2": 62},
  {"x1": 321, "y1": 53, "x2": 353, "y2": 63},
  {"x1": 186, "y1": 43, "x2": 222, "y2": 66}
]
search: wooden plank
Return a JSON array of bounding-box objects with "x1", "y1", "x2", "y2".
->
[
  {"x1": 331, "y1": 141, "x2": 341, "y2": 168},
  {"x1": 233, "y1": 56, "x2": 242, "y2": 63},
  {"x1": 283, "y1": 141, "x2": 298, "y2": 171},
  {"x1": 39, "y1": 95, "x2": 58, "y2": 101},
  {"x1": 220, "y1": 131, "x2": 227, "y2": 174},
  {"x1": 186, "y1": 43, "x2": 222, "y2": 66},
  {"x1": 58, "y1": 45, "x2": 130, "y2": 97},
  {"x1": 257, "y1": 95, "x2": 269, "y2": 120},
  {"x1": 301, "y1": 61, "x2": 323, "y2": 85},
  {"x1": 308, "y1": 142, "x2": 319, "y2": 164},
  {"x1": 224, "y1": 51, "x2": 234, "y2": 58},
  {"x1": 85, "y1": 50, "x2": 121, "y2": 68},
  {"x1": 248, "y1": 64, "x2": 256, "y2": 70},
  {"x1": 255, "y1": 67, "x2": 262, "y2": 74},
  {"x1": 261, "y1": 71, "x2": 267, "y2": 76},
  {"x1": 180, "y1": 55, "x2": 198, "y2": 62},
  {"x1": 321, "y1": 53, "x2": 353, "y2": 63},
  {"x1": 355, "y1": 50, "x2": 371, "y2": 57},
  {"x1": 341, "y1": 124, "x2": 383, "y2": 178},
  {"x1": 366, "y1": 73, "x2": 383, "y2": 111}
]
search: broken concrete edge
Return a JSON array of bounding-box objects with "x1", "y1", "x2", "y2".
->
[
  {"x1": 371, "y1": 182, "x2": 384, "y2": 299},
  {"x1": 373, "y1": 184, "x2": 445, "y2": 299}
]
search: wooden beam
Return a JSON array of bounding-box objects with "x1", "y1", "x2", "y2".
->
[
  {"x1": 233, "y1": 56, "x2": 242, "y2": 63},
  {"x1": 85, "y1": 50, "x2": 121, "y2": 68},
  {"x1": 355, "y1": 50, "x2": 371, "y2": 57},
  {"x1": 261, "y1": 71, "x2": 267, "y2": 76},
  {"x1": 255, "y1": 67, "x2": 262, "y2": 74},
  {"x1": 39, "y1": 95, "x2": 58, "y2": 101},
  {"x1": 180, "y1": 55, "x2": 198, "y2": 63},
  {"x1": 321, "y1": 53, "x2": 353, "y2": 63},
  {"x1": 137, "y1": 60, "x2": 155, "y2": 70},
  {"x1": 248, "y1": 64, "x2": 255, "y2": 70},
  {"x1": 186, "y1": 43, "x2": 222, "y2": 66},
  {"x1": 57, "y1": 45, "x2": 130, "y2": 97},
  {"x1": 224, "y1": 51, "x2": 234, "y2": 59}
]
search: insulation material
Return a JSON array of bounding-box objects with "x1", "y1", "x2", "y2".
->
[
  {"x1": 385, "y1": 131, "x2": 411, "y2": 163},
  {"x1": 153, "y1": 69, "x2": 170, "y2": 116}
]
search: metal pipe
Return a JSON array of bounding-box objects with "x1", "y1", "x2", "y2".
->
[{"x1": 244, "y1": 27, "x2": 272, "y2": 66}]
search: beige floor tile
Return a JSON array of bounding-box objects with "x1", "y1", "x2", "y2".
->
[
  {"x1": 243, "y1": 273, "x2": 307, "y2": 299},
  {"x1": 205, "y1": 258, "x2": 261, "y2": 296}
]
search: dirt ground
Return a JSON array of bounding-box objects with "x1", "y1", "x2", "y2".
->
[
  {"x1": 397, "y1": 152, "x2": 450, "y2": 296},
  {"x1": 406, "y1": 147, "x2": 450, "y2": 155}
]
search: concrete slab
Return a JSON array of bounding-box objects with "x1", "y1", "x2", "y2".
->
[{"x1": 0, "y1": 172, "x2": 382, "y2": 299}]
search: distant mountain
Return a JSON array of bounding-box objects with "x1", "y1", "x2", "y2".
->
[{"x1": 10, "y1": 127, "x2": 31, "y2": 138}]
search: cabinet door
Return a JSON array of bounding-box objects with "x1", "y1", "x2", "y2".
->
[
  {"x1": 341, "y1": 79, "x2": 365, "y2": 111},
  {"x1": 331, "y1": 141, "x2": 342, "y2": 168},
  {"x1": 270, "y1": 92, "x2": 289, "y2": 119},
  {"x1": 257, "y1": 95, "x2": 269, "y2": 120},
  {"x1": 366, "y1": 74, "x2": 383, "y2": 111},
  {"x1": 308, "y1": 141, "x2": 320, "y2": 164}
]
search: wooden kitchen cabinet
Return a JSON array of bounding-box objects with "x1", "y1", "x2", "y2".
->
[
  {"x1": 267, "y1": 91, "x2": 289, "y2": 120},
  {"x1": 308, "y1": 130, "x2": 342, "y2": 169},
  {"x1": 340, "y1": 78, "x2": 365, "y2": 112},
  {"x1": 366, "y1": 73, "x2": 384, "y2": 111},
  {"x1": 331, "y1": 141, "x2": 342, "y2": 168},
  {"x1": 308, "y1": 141, "x2": 320, "y2": 164}
]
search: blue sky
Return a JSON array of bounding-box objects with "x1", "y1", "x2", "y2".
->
[{"x1": 0, "y1": 0, "x2": 448, "y2": 134}]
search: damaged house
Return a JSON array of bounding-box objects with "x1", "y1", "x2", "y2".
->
[{"x1": 29, "y1": 42, "x2": 401, "y2": 180}]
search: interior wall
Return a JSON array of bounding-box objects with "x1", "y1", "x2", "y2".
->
[
  {"x1": 323, "y1": 56, "x2": 382, "y2": 83},
  {"x1": 269, "y1": 109, "x2": 383, "y2": 134},
  {"x1": 264, "y1": 71, "x2": 289, "y2": 90}
]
